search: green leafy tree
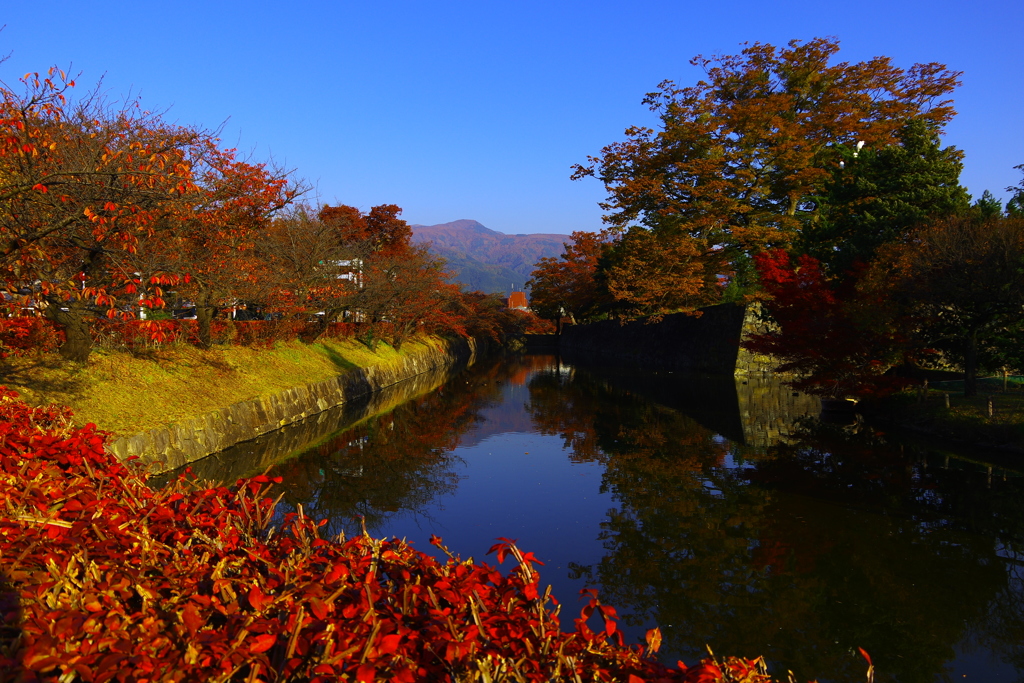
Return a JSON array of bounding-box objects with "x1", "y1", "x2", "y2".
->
[
  {"x1": 974, "y1": 190, "x2": 1004, "y2": 219},
  {"x1": 799, "y1": 119, "x2": 971, "y2": 277},
  {"x1": 1007, "y1": 165, "x2": 1024, "y2": 218}
]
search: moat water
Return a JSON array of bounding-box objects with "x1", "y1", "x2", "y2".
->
[{"x1": 176, "y1": 353, "x2": 1024, "y2": 683}]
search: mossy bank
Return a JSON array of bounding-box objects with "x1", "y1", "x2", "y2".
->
[{"x1": 2, "y1": 335, "x2": 478, "y2": 473}]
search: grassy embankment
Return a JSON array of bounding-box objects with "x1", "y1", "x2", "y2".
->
[
  {"x1": 870, "y1": 378, "x2": 1024, "y2": 453},
  {"x1": 0, "y1": 336, "x2": 444, "y2": 438}
]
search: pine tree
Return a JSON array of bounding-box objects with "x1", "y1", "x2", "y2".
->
[{"x1": 799, "y1": 119, "x2": 971, "y2": 278}]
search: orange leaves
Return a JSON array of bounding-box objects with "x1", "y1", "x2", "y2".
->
[
  {"x1": 182, "y1": 602, "x2": 204, "y2": 636},
  {"x1": 249, "y1": 633, "x2": 278, "y2": 654},
  {"x1": 32, "y1": 183, "x2": 48, "y2": 193},
  {"x1": 646, "y1": 626, "x2": 663, "y2": 654},
  {"x1": 248, "y1": 584, "x2": 271, "y2": 612}
]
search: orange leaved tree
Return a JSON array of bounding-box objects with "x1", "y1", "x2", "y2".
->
[
  {"x1": 0, "y1": 67, "x2": 300, "y2": 359},
  {"x1": 527, "y1": 230, "x2": 612, "y2": 328},
  {"x1": 573, "y1": 37, "x2": 962, "y2": 312}
]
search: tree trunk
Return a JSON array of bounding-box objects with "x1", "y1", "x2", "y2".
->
[
  {"x1": 964, "y1": 329, "x2": 979, "y2": 397},
  {"x1": 46, "y1": 301, "x2": 93, "y2": 363},
  {"x1": 194, "y1": 288, "x2": 214, "y2": 349}
]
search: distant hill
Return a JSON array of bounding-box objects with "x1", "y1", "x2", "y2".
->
[{"x1": 410, "y1": 220, "x2": 568, "y2": 295}]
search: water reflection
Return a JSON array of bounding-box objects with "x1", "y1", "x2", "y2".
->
[
  {"x1": 269, "y1": 361, "x2": 509, "y2": 537},
  {"x1": 176, "y1": 353, "x2": 1024, "y2": 682}
]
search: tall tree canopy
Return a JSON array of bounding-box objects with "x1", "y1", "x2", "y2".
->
[{"x1": 572, "y1": 38, "x2": 961, "y2": 314}]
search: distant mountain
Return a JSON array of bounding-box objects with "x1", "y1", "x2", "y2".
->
[{"x1": 410, "y1": 220, "x2": 568, "y2": 295}]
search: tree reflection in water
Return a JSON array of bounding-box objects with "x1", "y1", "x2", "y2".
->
[
  {"x1": 527, "y1": 363, "x2": 1024, "y2": 682},
  {"x1": 267, "y1": 357, "x2": 522, "y2": 539},
  {"x1": 201, "y1": 353, "x2": 1024, "y2": 682}
]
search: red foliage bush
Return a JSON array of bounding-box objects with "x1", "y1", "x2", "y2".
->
[
  {"x1": 0, "y1": 388, "x2": 782, "y2": 682},
  {"x1": 0, "y1": 317, "x2": 63, "y2": 358},
  {"x1": 746, "y1": 249, "x2": 914, "y2": 399},
  {"x1": 321, "y1": 322, "x2": 356, "y2": 340}
]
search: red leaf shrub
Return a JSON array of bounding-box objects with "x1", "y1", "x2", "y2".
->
[
  {"x1": 746, "y1": 249, "x2": 914, "y2": 399},
  {"x1": 0, "y1": 388, "x2": 789, "y2": 682},
  {"x1": 0, "y1": 317, "x2": 63, "y2": 358}
]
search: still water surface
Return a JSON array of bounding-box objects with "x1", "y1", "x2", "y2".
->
[{"x1": 183, "y1": 354, "x2": 1024, "y2": 683}]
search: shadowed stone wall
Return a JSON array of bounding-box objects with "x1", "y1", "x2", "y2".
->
[
  {"x1": 147, "y1": 365, "x2": 455, "y2": 485},
  {"x1": 559, "y1": 303, "x2": 780, "y2": 376},
  {"x1": 107, "y1": 338, "x2": 478, "y2": 474}
]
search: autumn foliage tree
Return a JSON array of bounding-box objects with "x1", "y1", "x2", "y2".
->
[
  {"x1": 0, "y1": 67, "x2": 300, "y2": 358},
  {"x1": 2, "y1": 66, "x2": 479, "y2": 359},
  {"x1": 314, "y1": 204, "x2": 466, "y2": 350},
  {"x1": 600, "y1": 229, "x2": 723, "y2": 319},
  {"x1": 865, "y1": 215, "x2": 1024, "y2": 396},
  {"x1": 746, "y1": 249, "x2": 915, "y2": 399},
  {"x1": 572, "y1": 37, "x2": 962, "y2": 313},
  {"x1": 252, "y1": 205, "x2": 360, "y2": 342},
  {"x1": 527, "y1": 230, "x2": 611, "y2": 328}
]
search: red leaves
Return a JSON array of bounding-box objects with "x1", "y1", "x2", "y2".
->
[
  {"x1": 0, "y1": 316, "x2": 62, "y2": 358},
  {"x1": 748, "y1": 249, "x2": 914, "y2": 399},
  {"x1": 859, "y1": 646, "x2": 875, "y2": 681},
  {"x1": 248, "y1": 584, "x2": 270, "y2": 612},
  {"x1": 487, "y1": 537, "x2": 517, "y2": 564},
  {"x1": 249, "y1": 633, "x2": 278, "y2": 654},
  {"x1": 0, "y1": 387, "x2": 797, "y2": 683}
]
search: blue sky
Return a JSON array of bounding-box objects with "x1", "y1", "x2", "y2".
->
[{"x1": 2, "y1": 0, "x2": 1021, "y2": 235}]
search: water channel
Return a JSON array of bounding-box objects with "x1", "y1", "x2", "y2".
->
[{"x1": 171, "y1": 353, "x2": 1024, "y2": 683}]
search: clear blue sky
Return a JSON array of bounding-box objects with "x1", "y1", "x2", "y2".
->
[{"x1": 2, "y1": 0, "x2": 1021, "y2": 235}]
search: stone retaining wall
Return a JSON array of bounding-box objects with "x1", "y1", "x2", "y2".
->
[
  {"x1": 107, "y1": 338, "x2": 478, "y2": 474},
  {"x1": 559, "y1": 303, "x2": 781, "y2": 376}
]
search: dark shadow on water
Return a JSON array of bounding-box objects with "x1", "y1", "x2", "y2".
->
[
  {"x1": 151, "y1": 364, "x2": 457, "y2": 487},
  {"x1": 557, "y1": 355, "x2": 821, "y2": 450}
]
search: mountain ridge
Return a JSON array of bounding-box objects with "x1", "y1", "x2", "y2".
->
[{"x1": 410, "y1": 220, "x2": 568, "y2": 294}]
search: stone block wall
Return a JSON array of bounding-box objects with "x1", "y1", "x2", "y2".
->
[
  {"x1": 147, "y1": 365, "x2": 454, "y2": 485},
  {"x1": 559, "y1": 303, "x2": 783, "y2": 376},
  {"x1": 107, "y1": 338, "x2": 478, "y2": 474}
]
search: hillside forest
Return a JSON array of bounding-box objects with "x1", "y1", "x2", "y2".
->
[
  {"x1": 410, "y1": 220, "x2": 565, "y2": 295},
  {"x1": 528, "y1": 38, "x2": 1024, "y2": 398}
]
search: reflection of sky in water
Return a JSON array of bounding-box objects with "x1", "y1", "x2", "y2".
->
[
  {"x1": 367, "y1": 369, "x2": 619, "y2": 631},
  {"x1": 374, "y1": 431, "x2": 614, "y2": 615},
  {"x1": 258, "y1": 355, "x2": 1024, "y2": 682}
]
